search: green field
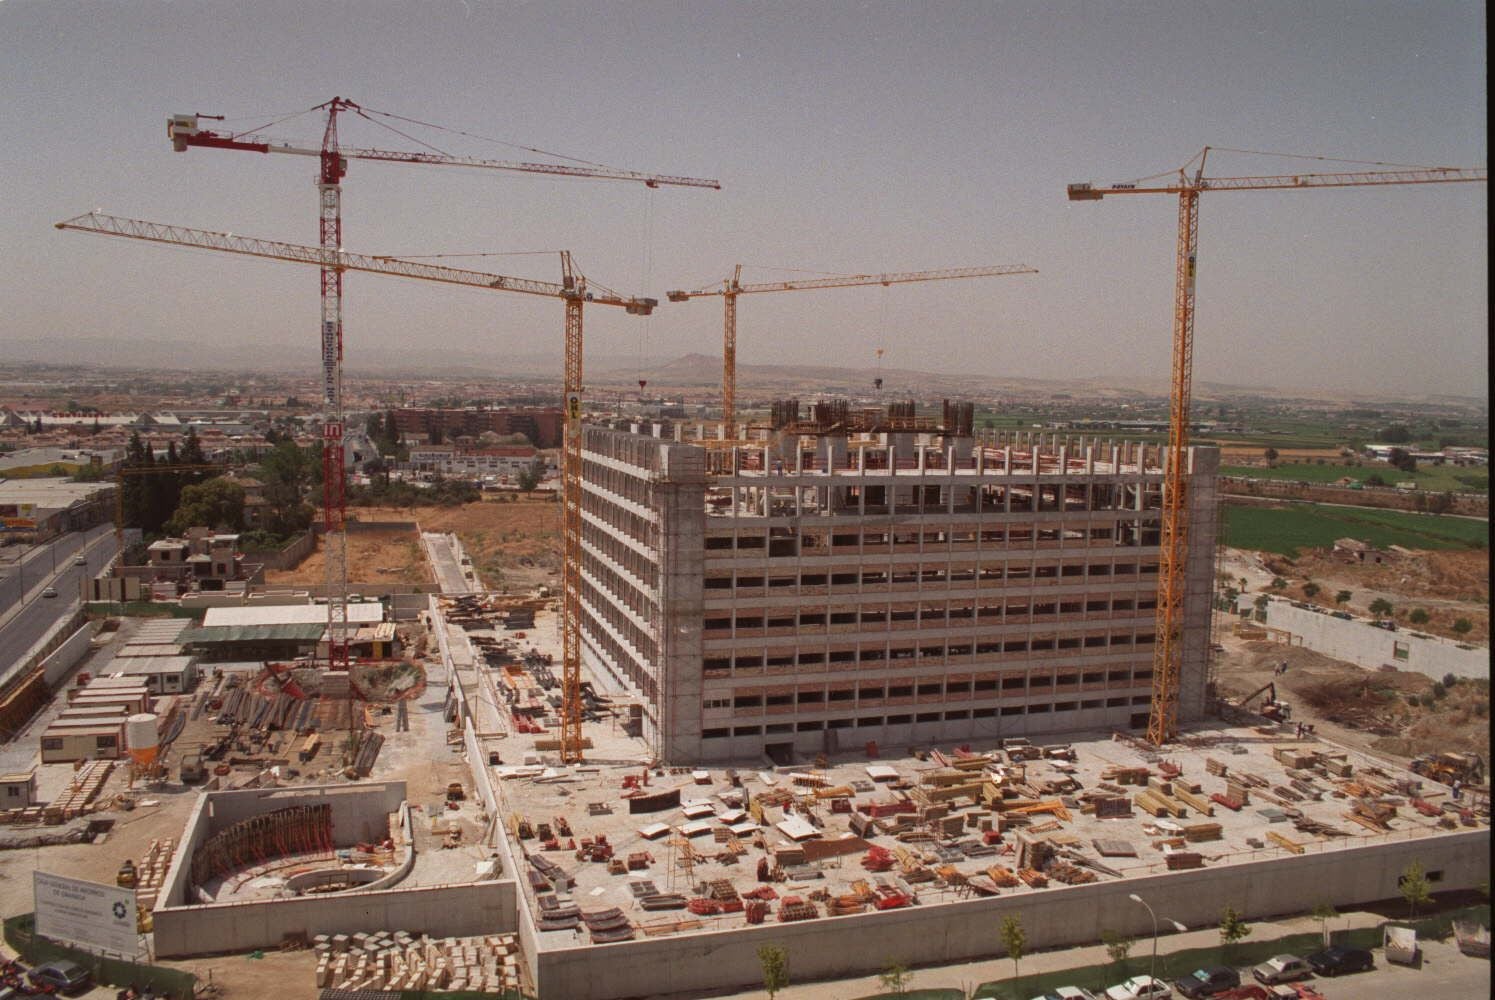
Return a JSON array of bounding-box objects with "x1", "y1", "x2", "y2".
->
[
  {"x1": 1220, "y1": 461, "x2": 1488, "y2": 494},
  {"x1": 1222, "y1": 502, "x2": 1489, "y2": 556}
]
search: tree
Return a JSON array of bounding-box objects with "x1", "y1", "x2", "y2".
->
[
  {"x1": 1263, "y1": 447, "x2": 1279, "y2": 466},
  {"x1": 1270, "y1": 577, "x2": 1287, "y2": 590},
  {"x1": 1365, "y1": 473, "x2": 1387, "y2": 486},
  {"x1": 258, "y1": 440, "x2": 316, "y2": 537},
  {"x1": 1409, "y1": 608, "x2": 1430, "y2": 625},
  {"x1": 1000, "y1": 914, "x2": 1026, "y2": 977},
  {"x1": 1369, "y1": 597, "x2": 1394, "y2": 616},
  {"x1": 1388, "y1": 448, "x2": 1417, "y2": 474},
  {"x1": 878, "y1": 962, "x2": 912, "y2": 997},
  {"x1": 165, "y1": 478, "x2": 246, "y2": 536},
  {"x1": 1253, "y1": 595, "x2": 1270, "y2": 615},
  {"x1": 516, "y1": 457, "x2": 547, "y2": 492},
  {"x1": 1219, "y1": 906, "x2": 1252, "y2": 949},
  {"x1": 1335, "y1": 590, "x2": 1353, "y2": 605},
  {"x1": 1302, "y1": 582, "x2": 1320, "y2": 598},
  {"x1": 1427, "y1": 492, "x2": 1454, "y2": 515},
  {"x1": 1101, "y1": 928, "x2": 1133, "y2": 968},
  {"x1": 757, "y1": 943, "x2": 789, "y2": 1000},
  {"x1": 1312, "y1": 902, "x2": 1338, "y2": 946},
  {"x1": 1379, "y1": 424, "x2": 1412, "y2": 443},
  {"x1": 1399, "y1": 860, "x2": 1432, "y2": 917},
  {"x1": 1452, "y1": 618, "x2": 1473, "y2": 635}
]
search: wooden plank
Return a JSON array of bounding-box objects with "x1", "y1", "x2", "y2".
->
[{"x1": 1267, "y1": 830, "x2": 1305, "y2": 854}]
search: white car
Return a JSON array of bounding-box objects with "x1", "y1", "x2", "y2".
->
[
  {"x1": 1032, "y1": 988, "x2": 1097, "y2": 1000},
  {"x1": 1251, "y1": 955, "x2": 1313, "y2": 985},
  {"x1": 1104, "y1": 975, "x2": 1172, "y2": 1000}
]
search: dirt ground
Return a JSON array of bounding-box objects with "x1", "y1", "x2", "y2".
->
[
  {"x1": 1258, "y1": 547, "x2": 1490, "y2": 643},
  {"x1": 361, "y1": 497, "x2": 562, "y2": 592},
  {"x1": 1212, "y1": 631, "x2": 1491, "y2": 763},
  {"x1": 265, "y1": 525, "x2": 431, "y2": 587}
]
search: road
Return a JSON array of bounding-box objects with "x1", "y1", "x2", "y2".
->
[
  {"x1": 422, "y1": 531, "x2": 478, "y2": 595},
  {"x1": 0, "y1": 525, "x2": 117, "y2": 676}
]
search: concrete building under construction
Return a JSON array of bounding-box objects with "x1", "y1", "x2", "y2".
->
[{"x1": 578, "y1": 401, "x2": 1220, "y2": 763}]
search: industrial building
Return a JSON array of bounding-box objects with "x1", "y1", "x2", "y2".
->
[{"x1": 577, "y1": 404, "x2": 1220, "y2": 763}]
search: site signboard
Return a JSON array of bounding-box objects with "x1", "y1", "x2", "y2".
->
[{"x1": 33, "y1": 870, "x2": 139, "y2": 956}]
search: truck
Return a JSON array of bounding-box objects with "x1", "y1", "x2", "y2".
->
[{"x1": 180, "y1": 753, "x2": 206, "y2": 784}]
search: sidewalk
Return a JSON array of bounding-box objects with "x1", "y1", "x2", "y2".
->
[{"x1": 698, "y1": 909, "x2": 1385, "y2": 999}]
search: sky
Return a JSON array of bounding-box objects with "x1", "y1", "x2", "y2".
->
[{"x1": 1, "y1": 0, "x2": 1487, "y2": 399}]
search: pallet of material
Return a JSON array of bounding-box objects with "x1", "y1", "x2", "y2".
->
[
  {"x1": 1274, "y1": 748, "x2": 1317, "y2": 769},
  {"x1": 1172, "y1": 786, "x2": 1216, "y2": 817},
  {"x1": 1266, "y1": 830, "x2": 1305, "y2": 854},
  {"x1": 1163, "y1": 851, "x2": 1204, "y2": 870},
  {"x1": 986, "y1": 865, "x2": 1020, "y2": 887},
  {"x1": 777, "y1": 898, "x2": 818, "y2": 922},
  {"x1": 1134, "y1": 788, "x2": 1187, "y2": 818},
  {"x1": 1047, "y1": 860, "x2": 1098, "y2": 885},
  {"x1": 1205, "y1": 757, "x2": 1229, "y2": 778},
  {"x1": 638, "y1": 917, "x2": 702, "y2": 936},
  {"x1": 1017, "y1": 867, "x2": 1048, "y2": 888},
  {"x1": 912, "y1": 781, "x2": 985, "y2": 805},
  {"x1": 1181, "y1": 822, "x2": 1222, "y2": 843},
  {"x1": 1101, "y1": 765, "x2": 1151, "y2": 785}
]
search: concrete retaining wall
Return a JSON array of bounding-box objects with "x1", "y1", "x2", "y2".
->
[
  {"x1": 39, "y1": 621, "x2": 100, "y2": 686},
  {"x1": 1260, "y1": 598, "x2": 1487, "y2": 680},
  {"x1": 536, "y1": 829, "x2": 1489, "y2": 1000},
  {"x1": 153, "y1": 880, "x2": 516, "y2": 957}
]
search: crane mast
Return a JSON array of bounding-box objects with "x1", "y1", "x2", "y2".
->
[
  {"x1": 666, "y1": 264, "x2": 1038, "y2": 435},
  {"x1": 320, "y1": 98, "x2": 351, "y2": 669},
  {"x1": 1068, "y1": 149, "x2": 1486, "y2": 745}
]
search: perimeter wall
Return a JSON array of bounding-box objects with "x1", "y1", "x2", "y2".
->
[{"x1": 536, "y1": 828, "x2": 1487, "y2": 1000}]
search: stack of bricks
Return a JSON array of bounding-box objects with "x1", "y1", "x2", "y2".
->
[
  {"x1": 314, "y1": 931, "x2": 521, "y2": 994},
  {"x1": 134, "y1": 837, "x2": 175, "y2": 910}
]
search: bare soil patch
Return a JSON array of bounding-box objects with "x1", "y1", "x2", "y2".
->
[
  {"x1": 1213, "y1": 634, "x2": 1490, "y2": 762},
  {"x1": 265, "y1": 524, "x2": 430, "y2": 587},
  {"x1": 362, "y1": 497, "x2": 561, "y2": 592}
]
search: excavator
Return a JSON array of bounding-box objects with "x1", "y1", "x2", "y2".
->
[{"x1": 1234, "y1": 681, "x2": 1290, "y2": 723}]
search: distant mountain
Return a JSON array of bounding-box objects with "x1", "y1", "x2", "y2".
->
[{"x1": 6, "y1": 339, "x2": 1483, "y2": 406}]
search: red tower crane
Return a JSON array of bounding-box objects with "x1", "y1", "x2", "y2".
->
[{"x1": 166, "y1": 97, "x2": 719, "y2": 670}]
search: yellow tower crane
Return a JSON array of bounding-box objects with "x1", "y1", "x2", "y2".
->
[
  {"x1": 1068, "y1": 148, "x2": 1486, "y2": 746},
  {"x1": 666, "y1": 264, "x2": 1038, "y2": 436},
  {"x1": 57, "y1": 211, "x2": 658, "y2": 763}
]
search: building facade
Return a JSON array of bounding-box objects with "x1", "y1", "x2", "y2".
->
[{"x1": 578, "y1": 420, "x2": 1220, "y2": 763}]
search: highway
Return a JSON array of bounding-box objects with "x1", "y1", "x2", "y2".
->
[{"x1": 0, "y1": 525, "x2": 117, "y2": 677}]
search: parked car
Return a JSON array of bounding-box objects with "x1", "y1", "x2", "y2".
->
[
  {"x1": 1104, "y1": 975, "x2": 1172, "y2": 1000},
  {"x1": 74, "y1": 555, "x2": 88, "y2": 565},
  {"x1": 41, "y1": 587, "x2": 58, "y2": 598},
  {"x1": 1305, "y1": 945, "x2": 1374, "y2": 976},
  {"x1": 1250, "y1": 955, "x2": 1313, "y2": 985},
  {"x1": 1031, "y1": 989, "x2": 1097, "y2": 1000},
  {"x1": 1173, "y1": 965, "x2": 1241, "y2": 998},
  {"x1": 26, "y1": 959, "x2": 91, "y2": 995},
  {"x1": 1330, "y1": 610, "x2": 1353, "y2": 620}
]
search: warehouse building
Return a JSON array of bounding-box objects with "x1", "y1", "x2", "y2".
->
[{"x1": 578, "y1": 403, "x2": 1219, "y2": 763}]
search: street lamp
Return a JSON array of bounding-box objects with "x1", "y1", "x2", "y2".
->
[{"x1": 1128, "y1": 892, "x2": 1186, "y2": 987}]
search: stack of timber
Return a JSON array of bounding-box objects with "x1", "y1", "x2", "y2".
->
[
  {"x1": 315, "y1": 931, "x2": 521, "y2": 994},
  {"x1": 48, "y1": 759, "x2": 115, "y2": 820}
]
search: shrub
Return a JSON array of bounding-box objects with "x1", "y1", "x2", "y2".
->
[
  {"x1": 1442, "y1": 673, "x2": 1458, "y2": 689},
  {"x1": 1409, "y1": 608, "x2": 1430, "y2": 624},
  {"x1": 1335, "y1": 590, "x2": 1352, "y2": 605},
  {"x1": 1369, "y1": 598, "x2": 1394, "y2": 616},
  {"x1": 1302, "y1": 582, "x2": 1320, "y2": 598},
  {"x1": 1453, "y1": 618, "x2": 1473, "y2": 635},
  {"x1": 1431, "y1": 682, "x2": 1447, "y2": 700},
  {"x1": 1406, "y1": 694, "x2": 1421, "y2": 707}
]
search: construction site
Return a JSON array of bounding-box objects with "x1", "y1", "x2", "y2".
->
[{"x1": 0, "y1": 86, "x2": 1482, "y2": 1000}]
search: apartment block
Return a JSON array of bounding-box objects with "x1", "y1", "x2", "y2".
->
[{"x1": 579, "y1": 412, "x2": 1219, "y2": 763}]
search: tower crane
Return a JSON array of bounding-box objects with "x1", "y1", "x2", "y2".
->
[
  {"x1": 666, "y1": 264, "x2": 1038, "y2": 436},
  {"x1": 1068, "y1": 148, "x2": 1486, "y2": 746},
  {"x1": 57, "y1": 211, "x2": 658, "y2": 764},
  {"x1": 167, "y1": 97, "x2": 718, "y2": 670}
]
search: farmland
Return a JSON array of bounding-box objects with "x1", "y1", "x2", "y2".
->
[
  {"x1": 1222, "y1": 501, "x2": 1489, "y2": 556},
  {"x1": 1220, "y1": 461, "x2": 1488, "y2": 494}
]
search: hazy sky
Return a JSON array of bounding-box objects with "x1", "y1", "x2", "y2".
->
[{"x1": 2, "y1": 1, "x2": 1486, "y2": 398}]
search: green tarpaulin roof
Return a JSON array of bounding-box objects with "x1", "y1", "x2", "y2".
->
[{"x1": 179, "y1": 623, "x2": 326, "y2": 644}]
